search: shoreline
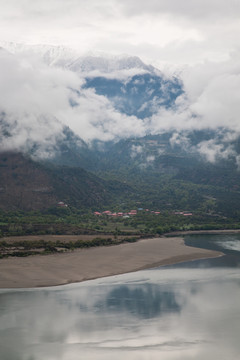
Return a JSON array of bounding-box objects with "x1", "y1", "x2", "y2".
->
[
  {"x1": 166, "y1": 229, "x2": 240, "y2": 236},
  {"x1": 0, "y1": 236, "x2": 223, "y2": 289}
]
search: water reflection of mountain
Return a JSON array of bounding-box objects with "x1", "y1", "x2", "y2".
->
[
  {"x1": 1, "y1": 248, "x2": 240, "y2": 360},
  {"x1": 103, "y1": 284, "x2": 181, "y2": 318}
]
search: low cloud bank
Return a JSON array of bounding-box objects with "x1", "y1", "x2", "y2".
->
[{"x1": 1, "y1": 47, "x2": 240, "y2": 164}]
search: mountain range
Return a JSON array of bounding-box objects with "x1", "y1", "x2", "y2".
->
[{"x1": 0, "y1": 43, "x2": 240, "y2": 216}]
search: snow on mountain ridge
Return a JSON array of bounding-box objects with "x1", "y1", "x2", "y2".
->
[
  {"x1": 0, "y1": 41, "x2": 79, "y2": 67},
  {"x1": 69, "y1": 55, "x2": 155, "y2": 74},
  {"x1": 0, "y1": 42, "x2": 157, "y2": 76}
]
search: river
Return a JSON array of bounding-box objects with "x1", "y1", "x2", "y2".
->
[{"x1": 0, "y1": 233, "x2": 240, "y2": 360}]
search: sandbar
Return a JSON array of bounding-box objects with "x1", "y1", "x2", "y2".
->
[{"x1": 0, "y1": 237, "x2": 222, "y2": 288}]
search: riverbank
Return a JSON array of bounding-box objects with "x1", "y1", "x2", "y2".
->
[
  {"x1": 166, "y1": 229, "x2": 240, "y2": 236},
  {"x1": 0, "y1": 236, "x2": 223, "y2": 289}
]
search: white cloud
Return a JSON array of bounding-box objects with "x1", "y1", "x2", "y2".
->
[
  {"x1": 1, "y1": 40, "x2": 240, "y2": 165},
  {"x1": 170, "y1": 132, "x2": 191, "y2": 151},
  {"x1": 196, "y1": 140, "x2": 235, "y2": 163},
  {"x1": 146, "y1": 155, "x2": 155, "y2": 163},
  {"x1": 130, "y1": 145, "x2": 143, "y2": 158},
  {"x1": 0, "y1": 49, "x2": 148, "y2": 155},
  {"x1": 0, "y1": 49, "x2": 80, "y2": 156},
  {"x1": 147, "y1": 50, "x2": 240, "y2": 134},
  {"x1": 58, "y1": 88, "x2": 147, "y2": 143}
]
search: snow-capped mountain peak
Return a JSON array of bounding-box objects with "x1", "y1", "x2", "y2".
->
[{"x1": 0, "y1": 42, "x2": 156, "y2": 76}]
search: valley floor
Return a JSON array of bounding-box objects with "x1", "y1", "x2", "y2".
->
[{"x1": 0, "y1": 236, "x2": 222, "y2": 289}]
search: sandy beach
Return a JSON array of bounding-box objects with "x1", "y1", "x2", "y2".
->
[{"x1": 0, "y1": 236, "x2": 223, "y2": 289}]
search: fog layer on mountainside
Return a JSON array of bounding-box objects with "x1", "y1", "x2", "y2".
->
[{"x1": 1, "y1": 45, "x2": 240, "y2": 164}]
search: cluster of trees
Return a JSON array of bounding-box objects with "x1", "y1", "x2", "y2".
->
[{"x1": 0, "y1": 236, "x2": 138, "y2": 258}]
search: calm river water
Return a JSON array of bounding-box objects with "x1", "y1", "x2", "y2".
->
[{"x1": 0, "y1": 233, "x2": 240, "y2": 360}]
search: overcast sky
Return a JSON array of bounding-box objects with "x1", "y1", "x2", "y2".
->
[{"x1": 1, "y1": 0, "x2": 240, "y2": 66}]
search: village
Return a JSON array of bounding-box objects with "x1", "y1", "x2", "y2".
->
[
  {"x1": 56, "y1": 201, "x2": 193, "y2": 219},
  {"x1": 93, "y1": 209, "x2": 193, "y2": 217}
]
